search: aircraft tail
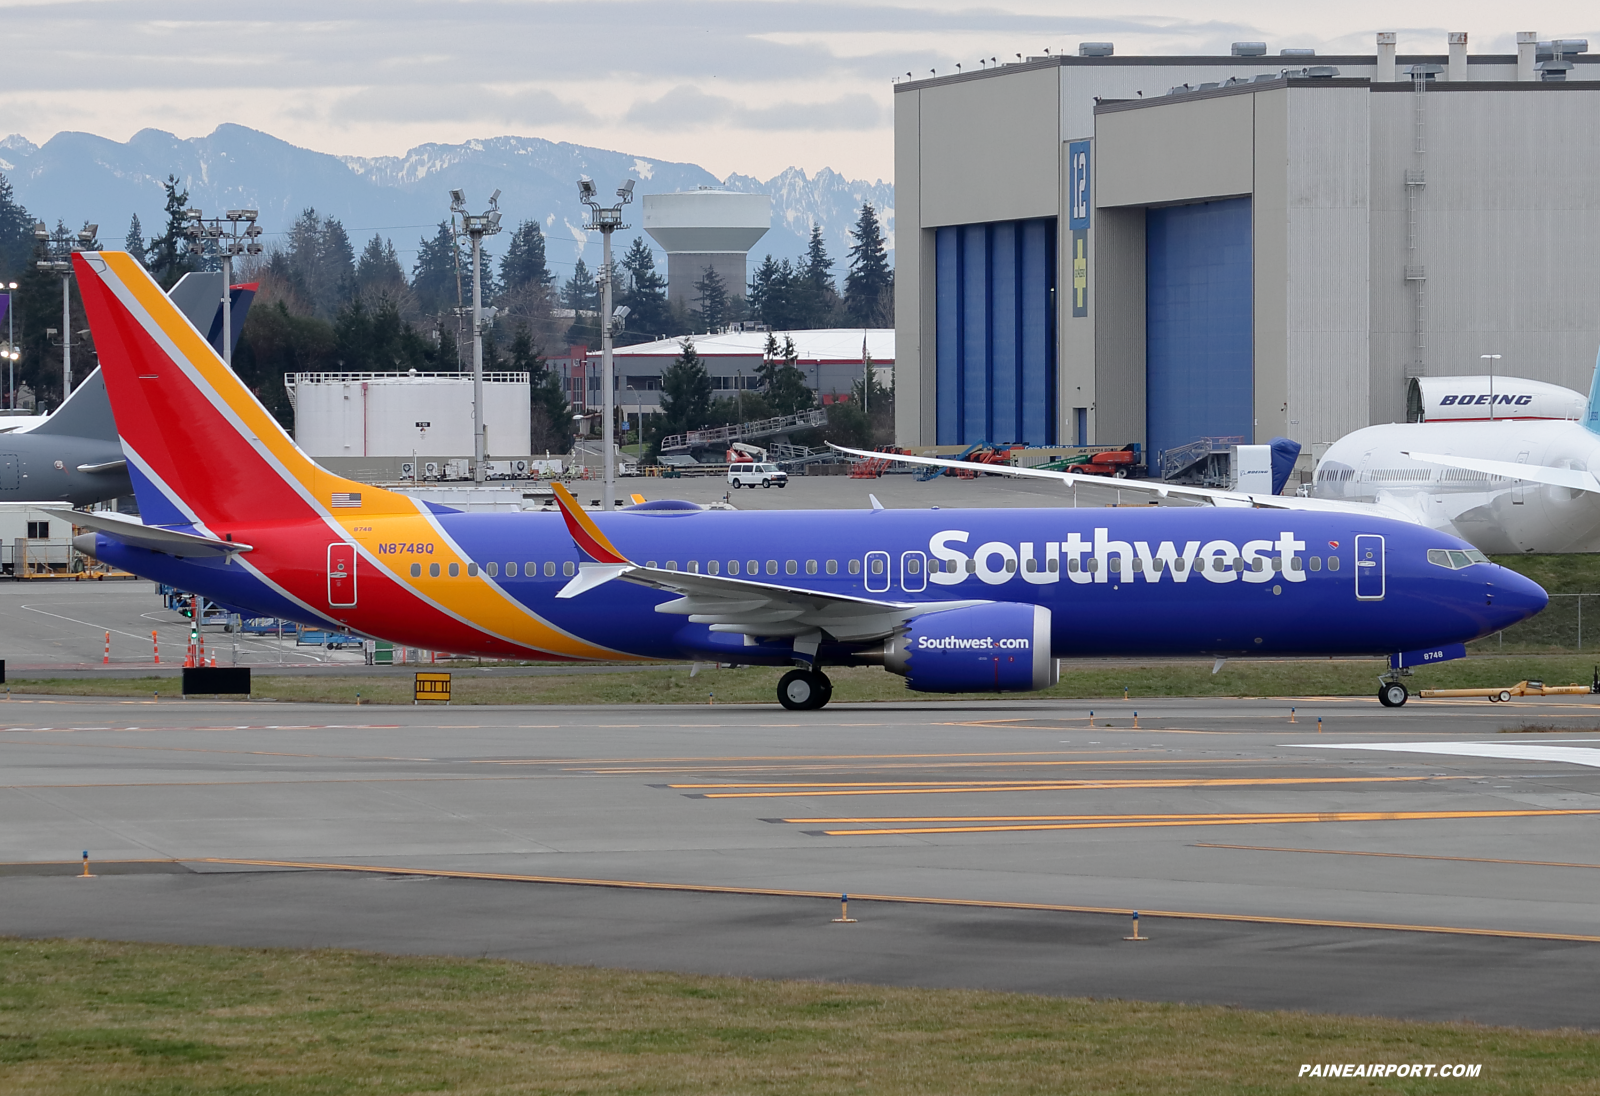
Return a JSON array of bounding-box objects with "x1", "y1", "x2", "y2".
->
[
  {"x1": 27, "y1": 367, "x2": 118, "y2": 441},
  {"x1": 1586, "y1": 344, "x2": 1600, "y2": 437},
  {"x1": 72, "y1": 251, "x2": 412, "y2": 530}
]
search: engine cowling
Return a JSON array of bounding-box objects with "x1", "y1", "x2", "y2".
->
[{"x1": 882, "y1": 603, "x2": 1056, "y2": 693}]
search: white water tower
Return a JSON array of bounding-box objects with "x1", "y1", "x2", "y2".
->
[{"x1": 642, "y1": 188, "x2": 771, "y2": 307}]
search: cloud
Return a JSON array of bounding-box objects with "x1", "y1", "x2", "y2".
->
[
  {"x1": 331, "y1": 84, "x2": 596, "y2": 128},
  {"x1": 624, "y1": 86, "x2": 884, "y2": 132}
]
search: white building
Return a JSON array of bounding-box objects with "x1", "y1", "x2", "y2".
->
[{"x1": 285, "y1": 370, "x2": 532, "y2": 478}]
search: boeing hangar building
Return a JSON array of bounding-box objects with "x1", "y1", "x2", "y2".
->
[{"x1": 893, "y1": 34, "x2": 1600, "y2": 476}]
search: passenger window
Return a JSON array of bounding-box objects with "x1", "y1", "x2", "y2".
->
[
  {"x1": 1068, "y1": 558, "x2": 1079, "y2": 573},
  {"x1": 1328, "y1": 556, "x2": 1340, "y2": 571},
  {"x1": 786, "y1": 560, "x2": 798, "y2": 575},
  {"x1": 466, "y1": 563, "x2": 478, "y2": 577},
  {"x1": 1174, "y1": 557, "x2": 1185, "y2": 571},
  {"x1": 747, "y1": 560, "x2": 758, "y2": 574},
  {"x1": 849, "y1": 559, "x2": 861, "y2": 575},
  {"x1": 1048, "y1": 558, "x2": 1059, "y2": 573},
  {"x1": 1254, "y1": 559, "x2": 1265, "y2": 573},
  {"x1": 1088, "y1": 558, "x2": 1100, "y2": 573},
  {"x1": 1310, "y1": 556, "x2": 1321, "y2": 571},
  {"x1": 907, "y1": 559, "x2": 920, "y2": 574},
  {"x1": 707, "y1": 560, "x2": 719, "y2": 575},
  {"x1": 429, "y1": 563, "x2": 440, "y2": 578},
  {"x1": 411, "y1": 563, "x2": 421, "y2": 578},
  {"x1": 1004, "y1": 558, "x2": 1015, "y2": 573},
  {"x1": 545, "y1": 561, "x2": 556, "y2": 577},
  {"x1": 1131, "y1": 558, "x2": 1143, "y2": 572},
  {"x1": 1271, "y1": 557, "x2": 1282, "y2": 571},
  {"x1": 871, "y1": 558, "x2": 885, "y2": 575},
  {"x1": 448, "y1": 563, "x2": 460, "y2": 577},
  {"x1": 966, "y1": 559, "x2": 978, "y2": 573},
  {"x1": 728, "y1": 560, "x2": 739, "y2": 575},
  {"x1": 486, "y1": 562, "x2": 498, "y2": 577},
  {"x1": 667, "y1": 561, "x2": 678, "y2": 571},
  {"x1": 689, "y1": 561, "x2": 700, "y2": 574},
  {"x1": 766, "y1": 560, "x2": 778, "y2": 575},
  {"x1": 563, "y1": 561, "x2": 576, "y2": 577},
  {"x1": 807, "y1": 560, "x2": 818, "y2": 574},
  {"x1": 1024, "y1": 558, "x2": 1036, "y2": 572},
  {"x1": 1289, "y1": 557, "x2": 1301, "y2": 572},
  {"x1": 826, "y1": 560, "x2": 838, "y2": 574},
  {"x1": 507, "y1": 562, "x2": 518, "y2": 577}
]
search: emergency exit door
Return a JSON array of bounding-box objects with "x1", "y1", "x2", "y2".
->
[
  {"x1": 328, "y1": 544, "x2": 357, "y2": 607},
  {"x1": 1354, "y1": 535, "x2": 1385, "y2": 600}
]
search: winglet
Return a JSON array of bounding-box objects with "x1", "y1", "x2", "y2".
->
[{"x1": 550, "y1": 482, "x2": 632, "y2": 564}]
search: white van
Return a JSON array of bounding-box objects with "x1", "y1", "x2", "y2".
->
[{"x1": 727, "y1": 462, "x2": 788, "y2": 489}]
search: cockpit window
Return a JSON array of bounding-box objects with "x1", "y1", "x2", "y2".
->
[{"x1": 1428, "y1": 548, "x2": 1489, "y2": 570}]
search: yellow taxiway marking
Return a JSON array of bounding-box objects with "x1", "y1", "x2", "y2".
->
[
  {"x1": 689, "y1": 775, "x2": 1461, "y2": 797},
  {"x1": 472, "y1": 749, "x2": 1153, "y2": 765},
  {"x1": 173, "y1": 857, "x2": 1600, "y2": 944},
  {"x1": 806, "y1": 808, "x2": 1600, "y2": 836},
  {"x1": 1194, "y1": 842, "x2": 1600, "y2": 871}
]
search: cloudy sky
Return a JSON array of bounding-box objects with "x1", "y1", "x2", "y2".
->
[{"x1": 2, "y1": 1, "x2": 1596, "y2": 181}]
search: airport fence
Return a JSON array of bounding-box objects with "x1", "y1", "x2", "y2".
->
[{"x1": 1472, "y1": 593, "x2": 1600, "y2": 654}]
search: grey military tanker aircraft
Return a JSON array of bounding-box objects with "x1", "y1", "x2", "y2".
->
[{"x1": 0, "y1": 274, "x2": 255, "y2": 507}]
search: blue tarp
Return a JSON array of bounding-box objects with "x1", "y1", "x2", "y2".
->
[{"x1": 1268, "y1": 436, "x2": 1302, "y2": 495}]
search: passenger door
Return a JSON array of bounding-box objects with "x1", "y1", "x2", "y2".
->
[
  {"x1": 864, "y1": 550, "x2": 890, "y2": 593},
  {"x1": 1354, "y1": 534, "x2": 1385, "y2": 600},
  {"x1": 900, "y1": 550, "x2": 927, "y2": 593},
  {"x1": 328, "y1": 543, "x2": 357, "y2": 607}
]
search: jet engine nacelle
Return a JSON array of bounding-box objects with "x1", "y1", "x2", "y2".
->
[{"x1": 881, "y1": 603, "x2": 1056, "y2": 693}]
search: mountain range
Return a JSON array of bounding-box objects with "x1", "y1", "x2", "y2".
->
[{"x1": 0, "y1": 125, "x2": 894, "y2": 282}]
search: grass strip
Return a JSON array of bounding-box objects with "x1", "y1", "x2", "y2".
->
[
  {"x1": 1, "y1": 937, "x2": 1597, "y2": 1094},
  {"x1": 7, "y1": 655, "x2": 1600, "y2": 706}
]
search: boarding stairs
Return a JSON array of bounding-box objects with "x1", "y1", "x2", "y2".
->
[{"x1": 658, "y1": 408, "x2": 829, "y2": 455}]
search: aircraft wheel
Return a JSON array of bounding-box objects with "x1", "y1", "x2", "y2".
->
[
  {"x1": 1497, "y1": 690, "x2": 1513, "y2": 703},
  {"x1": 778, "y1": 668, "x2": 828, "y2": 710},
  {"x1": 815, "y1": 671, "x2": 833, "y2": 708},
  {"x1": 1378, "y1": 682, "x2": 1409, "y2": 708}
]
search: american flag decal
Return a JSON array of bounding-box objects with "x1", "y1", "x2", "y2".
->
[{"x1": 331, "y1": 492, "x2": 362, "y2": 508}]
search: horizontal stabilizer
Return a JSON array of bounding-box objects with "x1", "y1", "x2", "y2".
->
[{"x1": 47, "y1": 509, "x2": 252, "y2": 558}]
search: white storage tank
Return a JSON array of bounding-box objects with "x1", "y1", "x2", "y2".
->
[
  {"x1": 643, "y1": 188, "x2": 771, "y2": 307},
  {"x1": 285, "y1": 371, "x2": 532, "y2": 458}
]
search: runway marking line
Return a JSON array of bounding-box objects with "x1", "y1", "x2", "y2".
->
[
  {"x1": 155, "y1": 856, "x2": 1600, "y2": 945},
  {"x1": 802, "y1": 808, "x2": 1600, "y2": 836},
  {"x1": 686, "y1": 775, "x2": 1464, "y2": 797},
  {"x1": 1194, "y1": 842, "x2": 1600, "y2": 871}
]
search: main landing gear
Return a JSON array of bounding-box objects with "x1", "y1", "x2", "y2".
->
[{"x1": 778, "y1": 668, "x2": 833, "y2": 710}]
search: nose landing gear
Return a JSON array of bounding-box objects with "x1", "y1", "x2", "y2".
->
[
  {"x1": 1378, "y1": 681, "x2": 1410, "y2": 707},
  {"x1": 778, "y1": 668, "x2": 833, "y2": 710}
]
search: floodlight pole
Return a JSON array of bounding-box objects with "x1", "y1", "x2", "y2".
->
[
  {"x1": 578, "y1": 176, "x2": 635, "y2": 511},
  {"x1": 182, "y1": 209, "x2": 264, "y2": 367},
  {"x1": 451, "y1": 190, "x2": 503, "y2": 483},
  {"x1": 35, "y1": 222, "x2": 96, "y2": 397},
  {"x1": 4, "y1": 281, "x2": 16, "y2": 410}
]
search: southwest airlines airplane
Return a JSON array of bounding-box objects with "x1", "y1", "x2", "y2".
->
[{"x1": 62, "y1": 251, "x2": 1546, "y2": 709}]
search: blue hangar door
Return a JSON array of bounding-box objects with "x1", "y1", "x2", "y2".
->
[
  {"x1": 1145, "y1": 197, "x2": 1253, "y2": 466},
  {"x1": 934, "y1": 219, "x2": 1057, "y2": 446}
]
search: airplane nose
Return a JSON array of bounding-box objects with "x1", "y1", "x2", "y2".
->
[{"x1": 1485, "y1": 569, "x2": 1548, "y2": 632}]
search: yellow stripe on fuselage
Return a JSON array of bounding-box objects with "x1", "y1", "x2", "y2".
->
[{"x1": 339, "y1": 511, "x2": 640, "y2": 661}]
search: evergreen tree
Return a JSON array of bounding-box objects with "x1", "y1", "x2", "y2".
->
[
  {"x1": 332, "y1": 296, "x2": 432, "y2": 371},
  {"x1": 411, "y1": 222, "x2": 462, "y2": 317},
  {"x1": 562, "y1": 257, "x2": 599, "y2": 314},
  {"x1": 618, "y1": 236, "x2": 670, "y2": 341},
  {"x1": 747, "y1": 254, "x2": 783, "y2": 326},
  {"x1": 691, "y1": 265, "x2": 729, "y2": 332},
  {"x1": 283, "y1": 208, "x2": 356, "y2": 318},
  {"x1": 510, "y1": 325, "x2": 571, "y2": 454},
  {"x1": 796, "y1": 224, "x2": 838, "y2": 327},
  {"x1": 123, "y1": 214, "x2": 147, "y2": 267},
  {"x1": 658, "y1": 338, "x2": 712, "y2": 438},
  {"x1": 758, "y1": 333, "x2": 813, "y2": 415},
  {"x1": 844, "y1": 202, "x2": 894, "y2": 327},
  {"x1": 146, "y1": 175, "x2": 194, "y2": 288},
  {"x1": 354, "y1": 234, "x2": 407, "y2": 303},
  {"x1": 499, "y1": 221, "x2": 554, "y2": 292},
  {"x1": 0, "y1": 172, "x2": 32, "y2": 283}
]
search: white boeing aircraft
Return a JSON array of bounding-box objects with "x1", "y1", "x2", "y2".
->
[{"x1": 836, "y1": 351, "x2": 1600, "y2": 555}]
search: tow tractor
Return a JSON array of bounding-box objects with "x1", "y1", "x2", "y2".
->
[{"x1": 1419, "y1": 670, "x2": 1600, "y2": 703}]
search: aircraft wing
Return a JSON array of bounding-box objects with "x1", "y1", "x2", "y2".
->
[
  {"x1": 1403, "y1": 450, "x2": 1600, "y2": 494},
  {"x1": 46, "y1": 509, "x2": 253, "y2": 559},
  {"x1": 547, "y1": 483, "x2": 979, "y2": 642},
  {"x1": 828, "y1": 444, "x2": 1414, "y2": 520}
]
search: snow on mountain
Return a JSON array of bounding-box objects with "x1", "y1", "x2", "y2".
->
[{"x1": 2, "y1": 126, "x2": 893, "y2": 278}]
